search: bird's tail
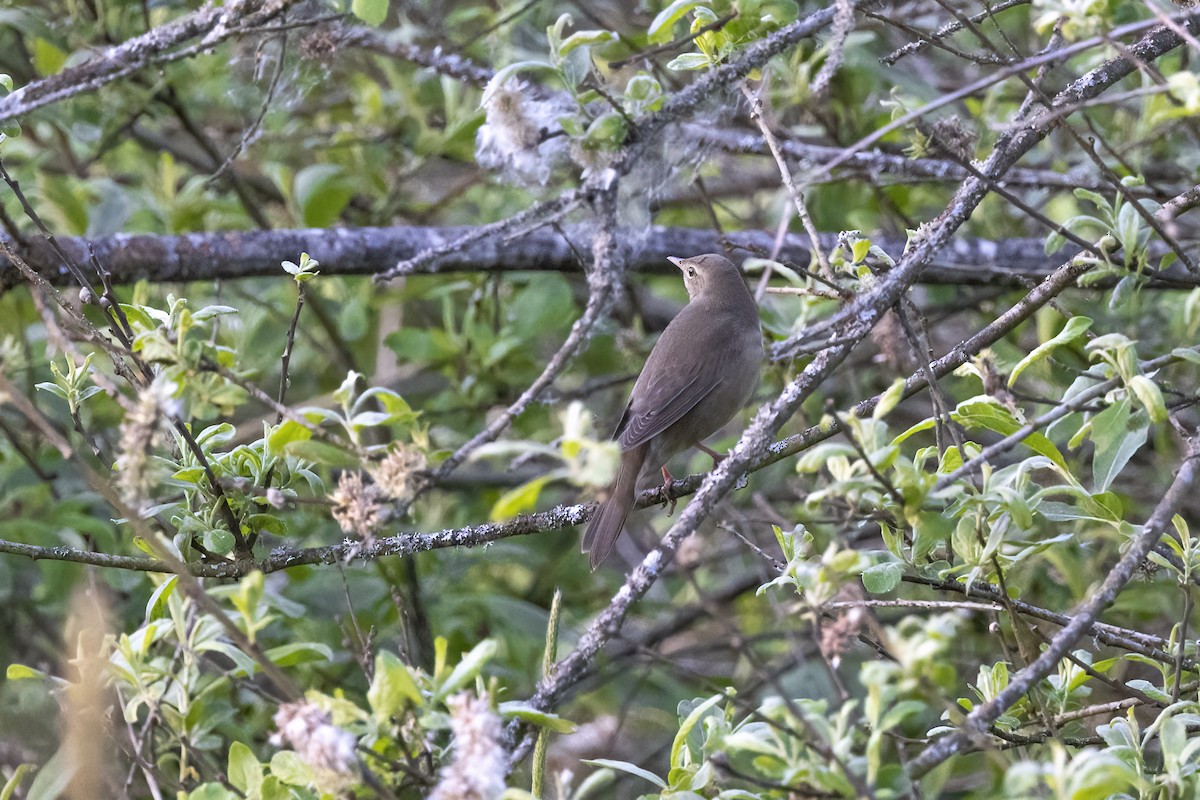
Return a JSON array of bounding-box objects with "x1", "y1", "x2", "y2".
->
[{"x1": 582, "y1": 445, "x2": 647, "y2": 570}]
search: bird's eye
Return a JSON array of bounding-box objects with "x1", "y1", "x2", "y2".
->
[{"x1": 687, "y1": 267, "x2": 696, "y2": 277}]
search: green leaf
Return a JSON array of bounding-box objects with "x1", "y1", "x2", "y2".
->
[
  {"x1": 1127, "y1": 375, "x2": 1166, "y2": 424},
  {"x1": 203, "y1": 528, "x2": 235, "y2": 555},
  {"x1": 227, "y1": 742, "x2": 262, "y2": 794},
  {"x1": 351, "y1": 0, "x2": 388, "y2": 26},
  {"x1": 498, "y1": 701, "x2": 578, "y2": 733},
  {"x1": 952, "y1": 396, "x2": 1067, "y2": 471},
  {"x1": 266, "y1": 419, "x2": 313, "y2": 456},
  {"x1": 284, "y1": 439, "x2": 359, "y2": 468},
  {"x1": 581, "y1": 758, "x2": 667, "y2": 789},
  {"x1": 666, "y1": 52, "x2": 711, "y2": 71},
  {"x1": 6, "y1": 663, "x2": 45, "y2": 681},
  {"x1": 583, "y1": 112, "x2": 627, "y2": 149},
  {"x1": 435, "y1": 639, "x2": 498, "y2": 700},
  {"x1": 26, "y1": 749, "x2": 74, "y2": 800},
  {"x1": 874, "y1": 378, "x2": 907, "y2": 420},
  {"x1": 861, "y1": 562, "x2": 902, "y2": 594},
  {"x1": 892, "y1": 416, "x2": 936, "y2": 445},
  {"x1": 1171, "y1": 347, "x2": 1200, "y2": 366},
  {"x1": 197, "y1": 640, "x2": 257, "y2": 677},
  {"x1": 268, "y1": 751, "x2": 314, "y2": 787},
  {"x1": 192, "y1": 305, "x2": 238, "y2": 322},
  {"x1": 1126, "y1": 679, "x2": 1172, "y2": 704},
  {"x1": 1008, "y1": 316, "x2": 1092, "y2": 387},
  {"x1": 145, "y1": 576, "x2": 178, "y2": 622},
  {"x1": 1089, "y1": 397, "x2": 1148, "y2": 492},
  {"x1": 368, "y1": 651, "x2": 423, "y2": 716},
  {"x1": 293, "y1": 164, "x2": 353, "y2": 227},
  {"x1": 559, "y1": 30, "x2": 615, "y2": 57},
  {"x1": 670, "y1": 694, "x2": 723, "y2": 769},
  {"x1": 34, "y1": 382, "x2": 68, "y2": 400},
  {"x1": 648, "y1": 0, "x2": 705, "y2": 43},
  {"x1": 265, "y1": 642, "x2": 333, "y2": 667},
  {"x1": 489, "y1": 474, "x2": 555, "y2": 521},
  {"x1": 851, "y1": 238, "x2": 871, "y2": 263},
  {"x1": 31, "y1": 37, "x2": 66, "y2": 77},
  {"x1": 170, "y1": 466, "x2": 206, "y2": 486}
]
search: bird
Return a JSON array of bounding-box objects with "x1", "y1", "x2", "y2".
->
[{"x1": 582, "y1": 253, "x2": 763, "y2": 569}]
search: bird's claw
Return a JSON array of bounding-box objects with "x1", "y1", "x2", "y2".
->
[{"x1": 660, "y1": 465, "x2": 677, "y2": 515}]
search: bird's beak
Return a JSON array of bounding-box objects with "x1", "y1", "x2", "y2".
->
[{"x1": 667, "y1": 256, "x2": 685, "y2": 270}]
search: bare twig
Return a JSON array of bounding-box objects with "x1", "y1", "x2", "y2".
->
[{"x1": 741, "y1": 83, "x2": 832, "y2": 277}]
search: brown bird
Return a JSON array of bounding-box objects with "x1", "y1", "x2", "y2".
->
[{"x1": 582, "y1": 253, "x2": 763, "y2": 569}]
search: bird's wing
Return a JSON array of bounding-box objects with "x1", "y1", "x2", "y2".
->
[{"x1": 615, "y1": 356, "x2": 721, "y2": 451}]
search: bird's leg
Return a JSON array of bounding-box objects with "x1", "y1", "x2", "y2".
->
[
  {"x1": 660, "y1": 465, "x2": 677, "y2": 515},
  {"x1": 696, "y1": 442, "x2": 724, "y2": 469}
]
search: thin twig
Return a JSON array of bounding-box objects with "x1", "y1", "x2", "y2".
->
[{"x1": 740, "y1": 83, "x2": 831, "y2": 277}]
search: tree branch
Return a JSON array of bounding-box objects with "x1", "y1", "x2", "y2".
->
[
  {"x1": 0, "y1": 0, "x2": 301, "y2": 125},
  {"x1": 2, "y1": 225, "x2": 1195, "y2": 290}
]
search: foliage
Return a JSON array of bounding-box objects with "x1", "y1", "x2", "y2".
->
[{"x1": 0, "y1": 0, "x2": 1198, "y2": 798}]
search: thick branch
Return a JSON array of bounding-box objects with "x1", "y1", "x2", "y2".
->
[{"x1": 2, "y1": 225, "x2": 1193, "y2": 290}]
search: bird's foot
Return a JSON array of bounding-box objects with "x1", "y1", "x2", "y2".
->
[{"x1": 660, "y1": 465, "x2": 677, "y2": 515}]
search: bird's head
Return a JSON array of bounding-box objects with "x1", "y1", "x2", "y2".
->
[{"x1": 667, "y1": 253, "x2": 743, "y2": 302}]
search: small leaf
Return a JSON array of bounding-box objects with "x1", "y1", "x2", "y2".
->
[
  {"x1": 284, "y1": 440, "x2": 359, "y2": 468},
  {"x1": 874, "y1": 378, "x2": 907, "y2": 420},
  {"x1": 227, "y1": 742, "x2": 262, "y2": 794},
  {"x1": 1128, "y1": 375, "x2": 1167, "y2": 424},
  {"x1": 145, "y1": 576, "x2": 178, "y2": 622},
  {"x1": 192, "y1": 305, "x2": 238, "y2": 321},
  {"x1": 490, "y1": 474, "x2": 555, "y2": 521},
  {"x1": 862, "y1": 562, "x2": 903, "y2": 594},
  {"x1": 499, "y1": 701, "x2": 578, "y2": 733},
  {"x1": 33, "y1": 382, "x2": 68, "y2": 400},
  {"x1": 293, "y1": 164, "x2": 353, "y2": 228},
  {"x1": 1126, "y1": 679, "x2": 1172, "y2": 704},
  {"x1": 266, "y1": 420, "x2": 313, "y2": 456},
  {"x1": 351, "y1": 0, "x2": 388, "y2": 26},
  {"x1": 6, "y1": 663, "x2": 46, "y2": 681},
  {"x1": 1008, "y1": 316, "x2": 1092, "y2": 387},
  {"x1": 559, "y1": 30, "x2": 615, "y2": 57},
  {"x1": 647, "y1": 0, "x2": 705, "y2": 43},
  {"x1": 435, "y1": 639, "x2": 497, "y2": 700},
  {"x1": 369, "y1": 651, "x2": 423, "y2": 717},
  {"x1": 666, "y1": 52, "x2": 711, "y2": 71},
  {"x1": 1171, "y1": 347, "x2": 1200, "y2": 366},
  {"x1": 670, "y1": 694, "x2": 723, "y2": 769},
  {"x1": 1089, "y1": 398, "x2": 1148, "y2": 492},
  {"x1": 269, "y1": 751, "x2": 314, "y2": 787},
  {"x1": 582, "y1": 758, "x2": 667, "y2": 789},
  {"x1": 26, "y1": 749, "x2": 74, "y2": 800},
  {"x1": 851, "y1": 238, "x2": 871, "y2": 263},
  {"x1": 583, "y1": 112, "x2": 627, "y2": 148},
  {"x1": 265, "y1": 642, "x2": 333, "y2": 667}
]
